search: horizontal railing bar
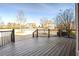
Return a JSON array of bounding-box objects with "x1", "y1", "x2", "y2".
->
[{"x1": 0, "y1": 30, "x2": 12, "y2": 32}]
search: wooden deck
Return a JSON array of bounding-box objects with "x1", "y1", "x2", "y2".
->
[{"x1": 0, "y1": 36, "x2": 76, "y2": 56}]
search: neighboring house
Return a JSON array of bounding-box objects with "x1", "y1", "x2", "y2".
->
[
  {"x1": 25, "y1": 23, "x2": 37, "y2": 29},
  {"x1": 42, "y1": 20, "x2": 55, "y2": 29},
  {"x1": 70, "y1": 21, "x2": 76, "y2": 30}
]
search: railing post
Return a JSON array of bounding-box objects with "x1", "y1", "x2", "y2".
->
[
  {"x1": 11, "y1": 29, "x2": 15, "y2": 42},
  {"x1": 33, "y1": 32, "x2": 34, "y2": 37},
  {"x1": 48, "y1": 29, "x2": 50, "y2": 38},
  {"x1": 37, "y1": 29, "x2": 38, "y2": 37}
]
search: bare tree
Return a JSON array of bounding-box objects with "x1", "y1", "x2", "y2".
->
[
  {"x1": 17, "y1": 10, "x2": 26, "y2": 32},
  {"x1": 56, "y1": 9, "x2": 74, "y2": 37},
  {"x1": 40, "y1": 17, "x2": 48, "y2": 28}
]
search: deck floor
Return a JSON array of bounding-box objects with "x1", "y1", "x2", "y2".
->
[{"x1": 0, "y1": 36, "x2": 76, "y2": 56}]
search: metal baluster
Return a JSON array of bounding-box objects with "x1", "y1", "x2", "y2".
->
[
  {"x1": 0, "y1": 32, "x2": 1, "y2": 47},
  {"x1": 1, "y1": 32, "x2": 4, "y2": 46}
]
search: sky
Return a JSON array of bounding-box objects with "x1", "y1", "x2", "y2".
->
[{"x1": 0, "y1": 3, "x2": 75, "y2": 25}]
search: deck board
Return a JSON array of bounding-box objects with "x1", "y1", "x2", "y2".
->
[{"x1": 0, "y1": 36, "x2": 76, "y2": 56}]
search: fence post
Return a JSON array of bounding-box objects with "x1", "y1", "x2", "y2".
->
[
  {"x1": 33, "y1": 32, "x2": 34, "y2": 37},
  {"x1": 48, "y1": 29, "x2": 50, "y2": 38},
  {"x1": 37, "y1": 29, "x2": 38, "y2": 37},
  {"x1": 11, "y1": 29, "x2": 15, "y2": 42}
]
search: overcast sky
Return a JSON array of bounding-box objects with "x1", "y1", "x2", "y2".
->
[{"x1": 0, "y1": 3, "x2": 75, "y2": 24}]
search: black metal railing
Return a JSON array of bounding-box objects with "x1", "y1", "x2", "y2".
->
[
  {"x1": 0, "y1": 29, "x2": 15, "y2": 47},
  {"x1": 33, "y1": 29, "x2": 38, "y2": 37},
  {"x1": 33, "y1": 29, "x2": 57, "y2": 38}
]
